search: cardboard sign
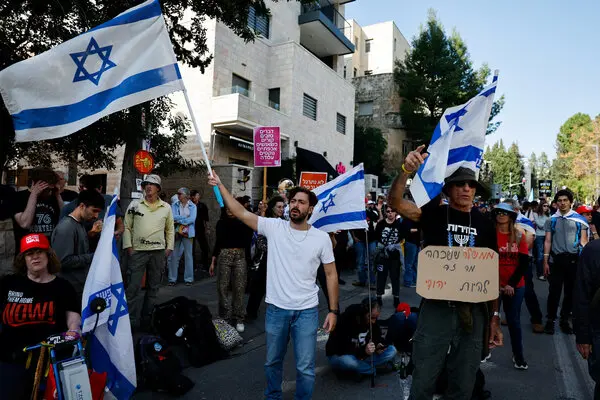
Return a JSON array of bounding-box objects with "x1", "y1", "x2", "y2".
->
[
  {"x1": 300, "y1": 171, "x2": 328, "y2": 190},
  {"x1": 253, "y1": 126, "x2": 281, "y2": 167},
  {"x1": 416, "y1": 246, "x2": 499, "y2": 303}
]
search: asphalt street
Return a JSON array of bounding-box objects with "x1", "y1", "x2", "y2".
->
[{"x1": 133, "y1": 270, "x2": 596, "y2": 400}]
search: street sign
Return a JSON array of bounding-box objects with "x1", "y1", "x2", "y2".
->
[
  {"x1": 253, "y1": 127, "x2": 281, "y2": 167},
  {"x1": 300, "y1": 172, "x2": 328, "y2": 190},
  {"x1": 538, "y1": 180, "x2": 553, "y2": 198},
  {"x1": 134, "y1": 150, "x2": 154, "y2": 174}
]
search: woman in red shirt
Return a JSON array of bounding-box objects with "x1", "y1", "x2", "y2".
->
[{"x1": 492, "y1": 203, "x2": 529, "y2": 370}]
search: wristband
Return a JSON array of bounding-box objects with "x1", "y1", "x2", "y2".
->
[
  {"x1": 401, "y1": 164, "x2": 414, "y2": 174},
  {"x1": 329, "y1": 309, "x2": 340, "y2": 316},
  {"x1": 544, "y1": 254, "x2": 550, "y2": 257}
]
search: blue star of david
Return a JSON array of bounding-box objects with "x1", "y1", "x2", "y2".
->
[
  {"x1": 107, "y1": 282, "x2": 128, "y2": 336},
  {"x1": 320, "y1": 193, "x2": 336, "y2": 214},
  {"x1": 70, "y1": 37, "x2": 117, "y2": 86},
  {"x1": 445, "y1": 106, "x2": 468, "y2": 132}
]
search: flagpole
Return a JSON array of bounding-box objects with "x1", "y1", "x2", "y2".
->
[
  {"x1": 365, "y1": 228, "x2": 375, "y2": 388},
  {"x1": 181, "y1": 83, "x2": 224, "y2": 207}
]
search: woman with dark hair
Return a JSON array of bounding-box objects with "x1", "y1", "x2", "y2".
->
[
  {"x1": 492, "y1": 203, "x2": 529, "y2": 370},
  {"x1": 0, "y1": 233, "x2": 81, "y2": 399},
  {"x1": 210, "y1": 201, "x2": 254, "y2": 333},
  {"x1": 534, "y1": 201, "x2": 551, "y2": 280},
  {"x1": 246, "y1": 196, "x2": 285, "y2": 320}
]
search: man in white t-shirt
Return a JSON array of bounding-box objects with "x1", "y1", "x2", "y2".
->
[{"x1": 209, "y1": 171, "x2": 339, "y2": 400}]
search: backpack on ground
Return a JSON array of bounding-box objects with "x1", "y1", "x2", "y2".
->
[
  {"x1": 152, "y1": 296, "x2": 228, "y2": 367},
  {"x1": 135, "y1": 335, "x2": 194, "y2": 396}
]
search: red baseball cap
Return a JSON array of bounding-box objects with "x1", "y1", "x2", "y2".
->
[
  {"x1": 576, "y1": 205, "x2": 593, "y2": 215},
  {"x1": 20, "y1": 233, "x2": 50, "y2": 254}
]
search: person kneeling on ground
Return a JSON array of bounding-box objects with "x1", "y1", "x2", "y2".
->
[{"x1": 326, "y1": 297, "x2": 397, "y2": 377}]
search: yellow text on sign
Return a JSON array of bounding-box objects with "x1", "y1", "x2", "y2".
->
[{"x1": 416, "y1": 246, "x2": 499, "y2": 303}]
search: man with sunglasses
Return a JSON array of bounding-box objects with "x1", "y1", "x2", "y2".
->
[{"x1": 388, "y1": 145, "x2": 501, "y2": 400}]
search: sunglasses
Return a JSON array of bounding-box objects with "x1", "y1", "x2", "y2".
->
[
  {"x1": 543, "y1": 205, "x2": 549, "y2": 208},
  {"x1": 495, "y1": 211, "x2": 509, "y2": 216},
  {"x1": 452, "y1": 180, "x2": 477, "y2": 188}
]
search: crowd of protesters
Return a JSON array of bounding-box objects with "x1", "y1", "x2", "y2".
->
[{"x1": 5, "y1": 163, "x2": 600, "y2": 399}]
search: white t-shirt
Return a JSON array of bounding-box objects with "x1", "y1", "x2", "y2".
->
[{"x1": 258, "y1": 217, "x2": 335, "y2": 310}]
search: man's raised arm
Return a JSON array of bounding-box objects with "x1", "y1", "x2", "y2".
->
[
  {"x1": 388, "y1": 145, "x2": 429, "y2": 222},
  {"x1": 208, "y1": 171, "x2": 258, "y2": 231}
]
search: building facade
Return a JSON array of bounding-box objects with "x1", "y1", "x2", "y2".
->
[
  {"x1": 343, "y1": 20, "x2": 414, "y2": 162},
  {"x1": 172, "y1": 0, "x2": 357, "y2": 186}
]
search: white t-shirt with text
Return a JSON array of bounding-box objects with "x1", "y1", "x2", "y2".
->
[{"x1": 258, "y1": 217, "x2": 335, "y2": 310}]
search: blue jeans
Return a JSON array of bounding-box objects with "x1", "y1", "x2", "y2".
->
[
  {"x1": 168, "y1": 237, "x2": 194, "y2": 283},
  {"x1": 403, "y1": 242, "x2": 419, "y2": 286},
  {"x1": 534, "y1": 235, "x2": 545, "y2": 277},
  {"x1": 385, "y1": 312, "x2": 418, "y2": 352},
  {"x1": 328, "y1": 345, "x2": 397, "y2": 375},
  {"x1": 265, "y1": 304, "x2": 318, "y2": 400},
  {"x1": 355, "y1": 241, "x2": 376, "y2": 284},
  {"x1": 501, "y1": 286, "x2": 525, "y2": 359}
]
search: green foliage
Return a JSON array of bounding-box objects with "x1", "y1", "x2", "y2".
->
[
  {"x1": 353, "y1": 124, "x2": 387, "y2": 177},
  {"x1": 0, "y1": 0, "x2": 289, "y2": 175},
  {"x1": 483, "y1": 140, "x2": 525, "y2": 197},
  {"x1": 393, "y1": 10, "x2": 504, "y2": 143}
]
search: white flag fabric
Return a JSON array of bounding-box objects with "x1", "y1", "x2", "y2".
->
[
  {"x1": 410, "y1": 77, "x2": 498, "y2": 207},
  {"x1": 0, "y1": 0, "x2": 183, "y2": 142},
  {"x1": 516, "y1": 213, "x2": 536, "y2": 235},
  {"x1": 308, "y1": 164, "x2": 368, "y2": 233},
  {"x1": 81, "y1": 196, "x2": 136, "y2": 399}
]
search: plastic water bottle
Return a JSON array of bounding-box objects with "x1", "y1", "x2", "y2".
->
[{"x1": 175, "y1": 326, "x2": 184, "y2": 337}]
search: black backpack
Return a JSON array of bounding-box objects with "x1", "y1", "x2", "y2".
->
[
  {"x1": 152, "y1": 296, "x2": 228, "y2": 367},
  {"x1": 135, "y1": 335, "x2": 194, "y2": 396}
]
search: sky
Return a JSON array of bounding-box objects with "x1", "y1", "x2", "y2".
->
[{"x1": 345, "y1": 0, "x2": 600, "y2": 161}]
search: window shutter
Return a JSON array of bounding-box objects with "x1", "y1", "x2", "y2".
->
[
  {"x1": 303, "y1": 94, "x2": 317, "y2": 120},
  {"x1": 336, "y1": 113, "x2": 346, "y2": 134}
]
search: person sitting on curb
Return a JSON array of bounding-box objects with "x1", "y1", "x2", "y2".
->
[{"x1": 326, "y1": 297, "x2": 397, "y2": 379}]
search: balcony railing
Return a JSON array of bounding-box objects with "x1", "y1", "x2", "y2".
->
[
  {"x1": 300, "y1": 1, "x2": 351, "y2": 38},
  {"x1": 268, "y1": 100, "x2": 281, "y2": 111},
  {"x1": 219, "y1": 86, "x2": 256, "y2": 101}
]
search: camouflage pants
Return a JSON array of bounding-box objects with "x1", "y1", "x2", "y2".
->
[{"x1": 217, "y1": 248, "x2": 247, "y2": 322}]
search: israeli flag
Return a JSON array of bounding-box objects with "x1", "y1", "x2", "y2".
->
[
  {"x1": 410, "y1": 76, "x2": 498, "y2": 207},
  {"x1": 0, "y1": 0, "x2": 183, "y2": 142},
  {"x1": 308, "y1": 164, "x2": 369, "y2": 233},
  {"x1": 516, "y1": 213, "x2": 536, "y2": 235},
  {"x1": 81, "y1": 196, "x2": 136, "y2": 399},
  {"x1": 551, "y1": 210, "x2": 589, "y2": 228}
]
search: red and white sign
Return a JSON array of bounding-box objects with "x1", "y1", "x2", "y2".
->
[
  {"x1": 253, "y1": 126, "x2": 281, "y2": 167},
  {"x1": 300, "y1": 171, "x2": 328, "y2": 190}
]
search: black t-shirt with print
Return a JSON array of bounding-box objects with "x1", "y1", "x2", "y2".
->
[
  {"x1": 420, "y1": 196, "x2": 497, "y2": 251},
  {"x1": 375, "y1": 219, "x2": 406, "y2": 246},
  {"x1": 0, "y1": 274, "x2": 79, "y2": 362},
  {"x1": 12, "y1": 190, "x2": 60, "y2": 252}
]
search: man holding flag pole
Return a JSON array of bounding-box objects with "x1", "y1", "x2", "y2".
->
[{"x1": 388, "y1": 75, "x2": 503, "y2": 399}]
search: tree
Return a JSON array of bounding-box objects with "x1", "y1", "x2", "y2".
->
[
  {"x1": 482, "y1": 140, "x2": 525, "y2": 197},
  {"x1": 0, "y1": 0, "x2": 291, "y2": 200},
  {"x1": 528, "y1": 152, "x2": 538, "y2": 196},
  {"x1": 353, "y1": 124, "x2": 387, "y2": 178},
  {"x1": 538, "y1": 152, "x2": 551, "y2": 180},
  {"x1": 393, "y1": 10, "x2": 504, "y2": 144}
]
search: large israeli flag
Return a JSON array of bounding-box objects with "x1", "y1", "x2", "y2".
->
[
  {"x1": 516, "y1": 213, "x2": 536, "y2": 235},
  {"x1": 81, "y1": 196, "x2": 136, "y2": 399},
  {"x1": 410, "y1": 76, "x2": 498, "y2": 207},
  {"x1": 308, "y1": 164, "x2": 369, "y2": 233},
  {"x1": 0, "y1": 0, "x2": 182, "y2": 142}
]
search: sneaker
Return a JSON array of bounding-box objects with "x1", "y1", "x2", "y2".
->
[
  {"x1": 559, "y1": 319, "x2": 574, "y2": 334},
  {"x1": 352, "y1": 281, "x2": 366, "y2": 287},
  {"x1": 168, "y1": 282, "x2": 176, "y2": 287},
  {"x1": 532, "y1": 323, "x2": 545, "y2": 334},
  {"x1": 538, "y1": 275, "x2": 546, "y2": 281},
  {"x1": 513, "y1": 356, "x2": 528, "y2": 370},
  {"x1": 481, "y1": 353, "x2": 492, "y2": 363},
  {"x1": 410, "y1": 283, "x2": 417, "y2": 288},
  {"x1": 544, "y1": 320, "x2": 555, "y2": 335},
  {"x1": 185, "y1": 282, "x2": 193, "y2": 287},
  {"x1": 236, "y1": 323, "x2": 245, "y2": 333}
]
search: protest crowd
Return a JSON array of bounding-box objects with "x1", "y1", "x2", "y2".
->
[{"x1": 1, "y1": 3, "x2": 600, "y2": 400}]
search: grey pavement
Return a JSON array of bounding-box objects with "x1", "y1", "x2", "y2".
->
[{"x1": 133, "y1": 270, "x2": 596, "y2": 400}]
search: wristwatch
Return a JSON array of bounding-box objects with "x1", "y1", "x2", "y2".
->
[{"x1": 329, "y1": 309, "x2": 340, "y2": 316}]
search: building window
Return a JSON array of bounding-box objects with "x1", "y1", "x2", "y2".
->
[
  {"x1": 358, "y1": 101, "x2": 373, "y2": 116},
  {"x1": 269, "y1": 88, "x2": 280, "y2": 110},
  {"x1": 364, "y1": 70, "x2": 373, "y2": 76},
  {"x1": 232, "y1": 74, "x2": 250, "y2": 96},
  {"x1": 394, "y1": 38, "x2": 397, "y2": 51},
  {"x1": 343, "y1": 65, "x2": 347, "y2": 78},
  {"x1": 353, "y1": 68, "x2": 357, "y2": 77},
  {"x1": 248, "y1": 6, "x2": 270, "y2": 38},
  {"x1": 354, "y1": 36, "x2": 359, "y2": 51},
  {"x1": 336, "y1": 113, "x2": 346, "y2": 134},
  {"x1": 371, "y1": 178, "x2": 377, "y2": 188},
  {"x1": 365, "y1": 39, "x2": 372, "y2": 53},
  {"x1": 303, "y1": 94, "x2": 317, "y2": 120}
]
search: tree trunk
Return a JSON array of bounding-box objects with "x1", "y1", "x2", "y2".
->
[{"x1": 119, "y1": 106, "x2": 144, "y2": 211}]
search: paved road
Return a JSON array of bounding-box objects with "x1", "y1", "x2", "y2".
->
[{"x1": 133, "y1": 270, "x2": 596, "y2": 400}]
